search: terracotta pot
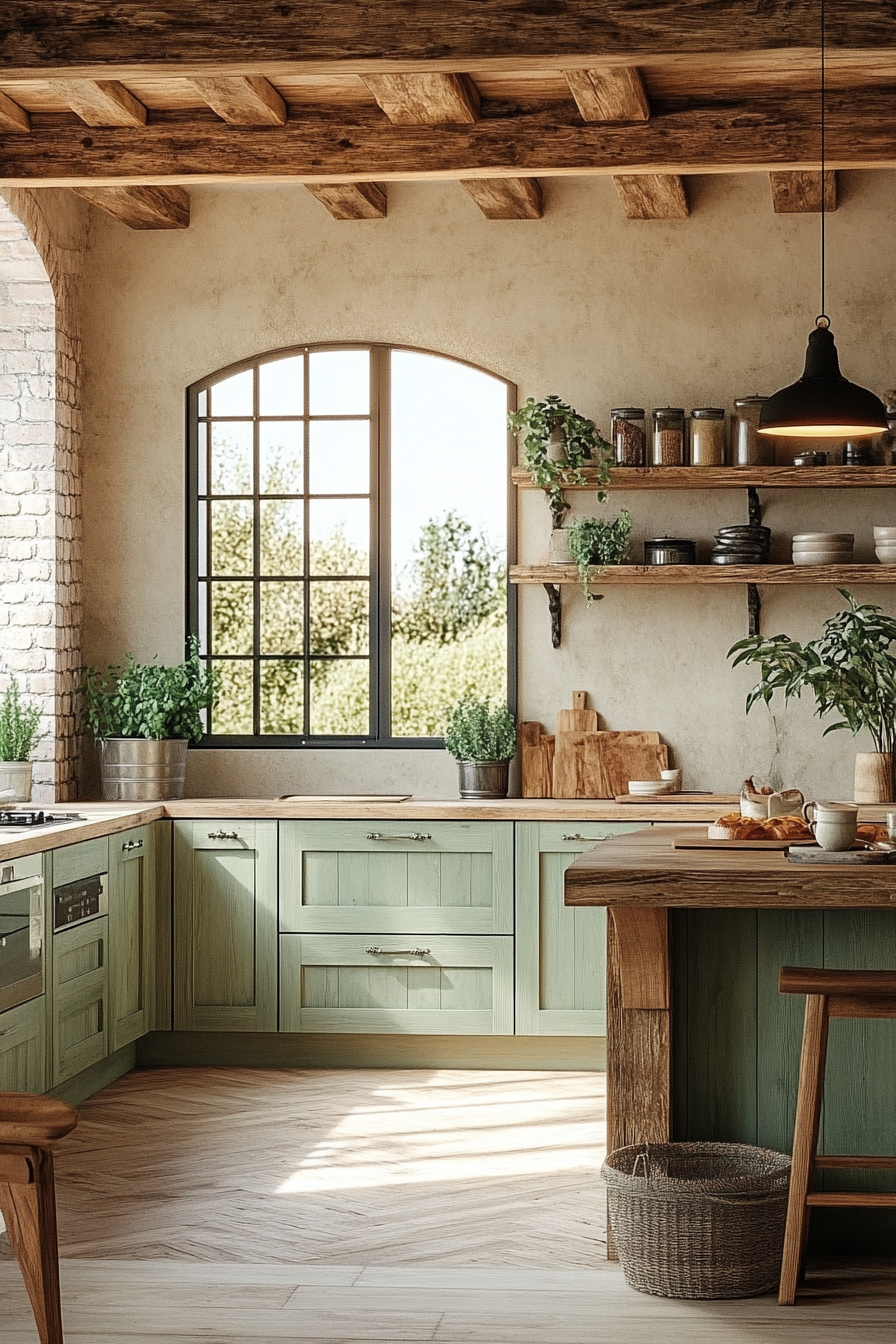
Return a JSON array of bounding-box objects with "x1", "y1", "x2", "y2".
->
[{"x1": 853, "y1": 751, "x2": 894, "y2": 804}]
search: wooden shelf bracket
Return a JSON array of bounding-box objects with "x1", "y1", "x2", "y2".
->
[
  {"x1": 747, "y1": 583, "x2": 762, "y2": 637},
  {"x1": 543, "y1": 582, "x2": 562, "y2": 648}
]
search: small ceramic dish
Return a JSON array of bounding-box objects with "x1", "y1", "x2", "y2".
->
[
  {"x1": 792, "y1": 532, "x2": 854, "y2": 544},
  {"x1": 793, "y1": 551, "x2": 853, "y2": 565},
  {"x1": 628, "y1": 779, "x2": 674, "y2": 794},
  {"x1": 873, "y1": 527, "x2": 896, "y2": 539}
]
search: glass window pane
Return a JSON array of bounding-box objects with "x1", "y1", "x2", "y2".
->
[
  {"x1": 197, "y1": 422, "x2": 207, "y2": 494},
  {"x1": 260, "y1": 355, "x2": 304, "y2": 416},
  {"x1": 310, "y1": 659, "x2": 369, "y2": 735},
  {"x1": 212, "y1": 582, "x2": 253, "y2": 655},
  {"x1": 309, "y1": 349, "x2": 369, "y2": 415},
  {"x1": 197, "y1": 582, "x2": 208, "y2": 654},
  {"x1": 211, "y1": 369, "x2": 253, "y2": 417},
  {"x1": 309, "y1": 420, "x2": 370, "y2": 495},
  {"x1": 309, "y1": 580, "x2": 369, "y2": 655},
  {"x1": 197, "y1": 389, "x2": 208, "y2": 417},
  {"x1": 211, "y1": 500, "x2": 253, "y2": 575},
  {"x1": 309, "y1": 499, "x2": 369, "y2": 574},
  {"x1": 260, "y1": 499, "x2": 304, "y2": 576},
  {"x1": 210, "y1": 660, "x2": 254, "y2": 734},
  {"x1": 211, "y1": 422, "x2": 253, "y2": 494},
  {"x1": 260, "y1": 422, "x2": 303, "y2": 494},
  {"x1": 261, "y1": 660, "x2": 304, "y2": 734},
  {"x1": 260, "y1": 582, "x2": 304, "y2": 654},
  {"x1": 197, "y1": 503, "x2": 208, "y2": 577}
]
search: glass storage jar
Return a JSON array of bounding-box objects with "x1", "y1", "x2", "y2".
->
[
  {"x1": 651, "y1": 408, "x2": 686, "y2": 466},
  {"x1": 732, "y1": 396, "x2": 774, "y2": 466},
  {"x1": 689, "y1": 407, "x2": 726, "y2": 465},
  {"x1": 611, "y1": 407, "x2": 646, "y2": 466}
]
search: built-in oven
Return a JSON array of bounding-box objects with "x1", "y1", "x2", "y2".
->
[
  {"x1": 53, "y1": 872, "x2": 108, "y2": 931},
  {"x1": 0, "y1": 862, "x2": 44, "y2": 1013}
]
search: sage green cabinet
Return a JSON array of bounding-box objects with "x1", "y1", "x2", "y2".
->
[
  {"x1": 280, "y1": 933, "x2": 513, "y2": 1034},
  {"x1": 52, "y1": 916, "x2": 108, "y2": 1086},
  {"x1": 515, "y1": 822, "x2": 643, "y2": 1036},
  {"x1": 0, "y1": 996, "x2": 46, "y2": 1093},
  {"x1": 279, "y1": 821, "x2": 513, "y2": 934},
  {"x1": 109, "y1": 825, "x2": 155, "y2": 1050},
  {"x1": 174, "y1": 820, "x2": 277, "y2": 1032}
]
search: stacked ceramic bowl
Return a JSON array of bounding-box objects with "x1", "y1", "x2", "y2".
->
[
  {"x1": 710, "y1": 524, "x2": 771, "y2": 565},
  {"x1": 874, "y1": 527, "x2": 896, "y2": 565},
  {"x1": 792, "y1": 532, "x2": 854, "y2": 565}
]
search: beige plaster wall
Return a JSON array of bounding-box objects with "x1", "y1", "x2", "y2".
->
[{"x1": 79, "y1": 172, "x2": 896, "y2": 800}]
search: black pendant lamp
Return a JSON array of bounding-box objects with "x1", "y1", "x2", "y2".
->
[{"x1": 758, "y1": 0, "x2": 887, "y2": 440}]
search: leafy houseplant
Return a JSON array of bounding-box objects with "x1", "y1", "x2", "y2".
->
[
  {"x1": 508, "y1": 395, "x2": 613, "y2": 529},
  {"x1": 728, "y1": 590, "x2": 896, "y2": 802},
  {"x1": 444, "y1": 697, "x2": 517, "y2": 799},
  {"x1": 0, "y1": 680, "x2": 43, "y2": 804},
  {"x1": 83, "y1": 637, "x2": 218, "y2": 801},
  {"x1": 567, "y1": 511, "x2": 632, "y2": 603}
]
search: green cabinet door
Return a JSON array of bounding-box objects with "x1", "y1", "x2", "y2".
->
[
  {"x1": 52, "y1": 916, "x2": 109, "y2": 1086},
  {"x1": 109, "y1": 825, "x2": 156, "y2": 1050},
  {"x1": 515, "y1": 822, "x2": 644, "y2": 1036},
  {"x1": 174, "y1": 820, "x2": 277, "y2": 1032},
  {"x1": 0, "y1": 997, "x2": 47, "y2": 1093}
]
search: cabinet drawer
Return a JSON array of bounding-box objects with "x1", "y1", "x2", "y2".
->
[
  {"x1": 529, "y1": 821, "x2": 648, "y2": 851},
  {"x1": 52, "y1": 916, "x2": 108, "y2": 1085},
  {"x1": 185, "y1": 821, "x2": 263, "y2": 851},
  {"x1": 0, "y1": 996, "x2": 46, "y2": 1093},
  {"x1": 280, "y1": 934, "x2": 513, "y2": 1035},
  {"x1": 52, "y1": 836, "x2": 109, "y2": 886},
  {"x1": 279, "y1": 821, "x2": 513, "y2": 934}
]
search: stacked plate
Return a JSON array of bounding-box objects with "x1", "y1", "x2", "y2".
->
[
  {"x1": 710, "y1": 524, "x2": 771, "y2": 565},
  {"x1": 792, "y1": 532, "x2": 853, "y2": 565},
  {"x1": 874, "y1": 527, "x2": 896, "y2": 564}
]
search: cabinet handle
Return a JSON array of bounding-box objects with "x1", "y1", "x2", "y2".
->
[
  {"x1": 121, "y1": 839, "x2": 143, "y2": 852},
  {"x1": 561, "y1": 833, "x2": 613, "y2": 843},
  {"x1": 365, "y1": 832, "x2": 432, "y2": 843},
  {"x1": 208, "y1": 830, "x2": 240, "y2": 841},
  {"x1": 365, "y1": 945, "x2": 431, "y2": 957}
]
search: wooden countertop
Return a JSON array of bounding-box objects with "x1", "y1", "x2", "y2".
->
[
  {"x1": 0, "y1": 804, "x2": 163, "y2": 861},
  {"x1": 565, "y1": 824, "x2": 896, "y2": 908}
]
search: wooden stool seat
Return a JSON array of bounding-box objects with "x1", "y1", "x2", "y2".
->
[
  {"x1": 778, "y1": 965, "x2": 896, "y2": 1306},
  {"x1": 0, "y1": 1090, "x2": 79, "y2": 1343}
]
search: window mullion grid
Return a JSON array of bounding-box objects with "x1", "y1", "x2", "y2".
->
[
  {"x1": 375, "y1": 346, "x2": 391, "y2": 742},
  {"x1": 252, "y1": 368, "x2": 261, "y2": 736},
  {"x1": 302, "y1": 350, "x2": 311, "y2": 738}
]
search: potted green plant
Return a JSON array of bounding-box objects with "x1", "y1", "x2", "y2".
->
[
  {"x1": 83, "y1": 637, "x2": 218, "y2": 801},
  {"x1": 444, "y1": 697, "x2": 517, "y2": 799},
  {"x1": 728, "y1": 590, "x2": 896, "y2": 803},
  {"x1": 567, "y1": 510, "x2": 633, "y2": 602},
  {"x1": 0, "y1": 679, "x2": 43, "y2": 804},
  {"x1": 508, "y1": 395, "x2": 613, "y2": 530}
]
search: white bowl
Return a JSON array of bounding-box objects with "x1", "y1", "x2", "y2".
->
[
  {"x1": 792, "y1": 542, "x2": 853, "y2": 553},
  {"x1": 628, "y1": 779, "x2": 673, "y2": 794},
  {"x1": 876, "y1": 550, "x2": 896, "y2": 565},
  {"x1": 792, "y1": 551, "x2": 853, "y2": 565},
  {"x1": 873, "y1": 527, "x2": 896, "y2": 539},
  {"x1": 792, "y1": 532, "x2": 854, "y2": 544}
]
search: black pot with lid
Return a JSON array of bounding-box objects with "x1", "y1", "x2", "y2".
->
[{"x1": 644, "y1": 537, "x2": 696, "y2": 565}]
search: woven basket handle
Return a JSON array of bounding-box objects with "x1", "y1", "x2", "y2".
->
[{"x1": 631, "y1": 1147, "x2": 651, "y2": 1181}]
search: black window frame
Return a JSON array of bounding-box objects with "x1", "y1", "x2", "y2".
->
[{"x1": 186, "y1": 341, "x2": 518, "y2": 749}]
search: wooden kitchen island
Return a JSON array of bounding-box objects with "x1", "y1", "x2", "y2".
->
[{"x1": 566, "y1": 824, "x2": 896, "y2": 1254}]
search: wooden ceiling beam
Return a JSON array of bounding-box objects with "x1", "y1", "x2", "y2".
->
[
  {"x1": 566, "y1": 67, "x2": 650, "y2": 121},
  {"x1": 613, "y1": 174, "x2": 689, "y2": 219},
  {"x1": 0, "y1": 89, "x2": 30, "y2": 132},
  {"x1": 190, "y1": 76, "x2": 286, "y2": 126},
  {"x1": 460, "y1": 178, "x2": 543, "y2": 219},
  {"x1": 70, "y1": 184, "x2": 190, "y2": 228},
  {"x1": 362, "y1": 73, "x2": 480, "y2": 125},
  {"x1": 53, "y1": 79, "x2": 147, "y2": 127},
  {"x1": 304, "y1": 182, "x2": 387, "y2": 219},
  {"x1": 769, "y1": 170, "x2": 838, "y2": 212}
]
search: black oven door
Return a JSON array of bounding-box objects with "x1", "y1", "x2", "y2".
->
[{"x1": 0, "y1": 873, "x2": 44, "y2": 1012}]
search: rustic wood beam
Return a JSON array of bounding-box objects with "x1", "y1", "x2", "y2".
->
[
  {"x1": 460, "y1": 178, "x2": 543, "y2": 219},
  {"x1": 613, "y1": 174, "x2": 689, "y2": 219},
  {"x1": 70, "y1": 184, "x2": 190, "y2": 228},
  {"x1": 565, "y1": 67, "x2": 650, "y2": 121},
  {"x1": 190, "y1": 76, "x2": 286, "y2": 127},
  {"x1": 362, "y1": 73, "x2": 480, "y2": 125},
  {"x1": 769, "y1": 169, "x2": 838, "y2": 212},
  {"x1": 0, "y1": 89, "x2": 30, "y2": 133},
  {"x1": 304, "y1": 182, "x2": 386, "y2": 219},
  {"x1": 0, "y1": 92, "x2": 892, "y2": 186},
  {"x1": 52, "y1": 79, "x2": 147, "y2": 127}
]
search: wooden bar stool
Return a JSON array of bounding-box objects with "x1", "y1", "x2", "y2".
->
[
  {"x1": 778, "y1": 966, "x2": 896, "y2": 1306},
  {"x1": 0, "y1": 1091, "x2": 79, "y2": 1344}
]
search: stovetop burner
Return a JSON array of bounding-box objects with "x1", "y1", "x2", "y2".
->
[{"x1": 0, "y1": 810, "x2": 87, "y2": 827}]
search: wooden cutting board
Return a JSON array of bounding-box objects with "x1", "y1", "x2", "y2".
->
[
  {"x1": 556, "y1": 690, "x2": 599, "y2": 735},
  {"x1": 519, "y1": 722, "x2": 555, "y2": 798},
  {"x1": 553, "y1": 731, "x2": 667, "y2": 799}
]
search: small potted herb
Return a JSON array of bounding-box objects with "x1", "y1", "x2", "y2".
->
[
  {"x1": 444, "y1": 697, "x2": 517, "y2": 799},
  {"x1": 83, "y1": 637, "x2": 218, "y2": 801},
  {"x1": 0, "y1": 679, "x2": 43, "y2": 804},
  {"x1": 567, "y1": 510, "x2": 633, "y2": 602},
  {"x1": 508, "y1": 395, "x2": 613, "y2": 530}
]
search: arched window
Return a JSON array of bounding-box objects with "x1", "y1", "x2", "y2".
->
[{"x1": 188, "y1": 344, "x2": 515, "y2": 745}]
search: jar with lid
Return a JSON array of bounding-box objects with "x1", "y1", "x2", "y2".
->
[
  {"x1": 689, "y1": 407, "x2": 726, "y2": 465},
  {"x1": 610, "y1": 407, "x2": 646, "y2": 466},
  {"x1": 650, "y1": 408, "x2": 686, "y2": 466},
  {"x1": 732, "y1": 396, "x2": 774, "y2": 467}
]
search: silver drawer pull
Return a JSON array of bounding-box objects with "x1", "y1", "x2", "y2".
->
[
  {"x1": 208, "y1": 830, "x2": 240, "y2": 841},
  {"x1": 122, "y1": 839, "x2": 143, "y2": 852},
  {"x1": 365, "y1": 832, "x2": 432, "y2": 843},
  {"x1": 366, "y1": 945, "x2": 431, "y2": 957},
  {"x1": 561, "y1": 833, "x2": 612, "y2": 843}
]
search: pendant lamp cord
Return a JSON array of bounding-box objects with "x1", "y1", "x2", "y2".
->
[{"x1": 817, "y1": 0, "x2": 829, "y2": 329}]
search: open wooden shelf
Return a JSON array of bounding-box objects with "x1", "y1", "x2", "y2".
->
[
  {"x1": 511, "y1": 465, "x2": 896, "y2": 490},
  {"x1": 510, "y1": 564, "x2": 896, "y2": 585}
]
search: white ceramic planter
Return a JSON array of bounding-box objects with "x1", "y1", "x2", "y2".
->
[{"x1": 0, "y1": 760, "x2": 33, "y2": 805}]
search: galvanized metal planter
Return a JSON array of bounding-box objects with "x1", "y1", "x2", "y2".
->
[
  {"x1": 98, "y1": 737, "x2": 189, "y2": 801},
  {"x1": 456, "y1": 760, "x2": 509, "y2": 799}
]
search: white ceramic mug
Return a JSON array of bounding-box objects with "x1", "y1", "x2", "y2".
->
[{"x1": 802, "y1": 800, "x2": 858, "y2": 852}]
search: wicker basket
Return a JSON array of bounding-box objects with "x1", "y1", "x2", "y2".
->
[{"x1": 601, "y1": 1142, "x2": 791, "y2": 1299}]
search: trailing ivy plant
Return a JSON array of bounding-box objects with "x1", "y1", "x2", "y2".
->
[
  {"x1": 0, "y1": 680, "x2": 42, "y2": 761},
  {"x1": 728, "y1": 590, "x2": 896, "y2": 790},
  {"x1": 443, "y1": 697, "x2": 517, "y2": 762},
  {"x1": 508, "y1": 395, "x2": 613, "y2": 528},
  {"x1": 567, "y1": 510, "x2": 632, "y2": 604},
  {"x1": 82, "y1": 637, "x2": 218, "y2": 743}
]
